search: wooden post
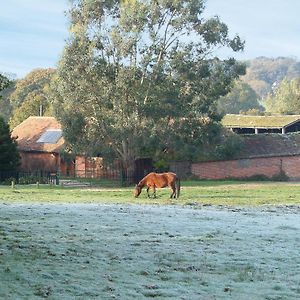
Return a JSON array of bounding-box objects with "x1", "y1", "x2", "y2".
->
[{"x1": 11, "y1": 180, "x2": 15, "y2": 189}]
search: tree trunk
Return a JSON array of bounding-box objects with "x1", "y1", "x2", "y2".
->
[{"x1": 120, "y1": 140, "x2": 136, "y2": 184}]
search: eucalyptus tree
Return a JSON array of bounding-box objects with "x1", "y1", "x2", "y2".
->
[
  {"x1": 52, "y1": 0, "x2": 245, "y2": 176},
  {"x1": 265, "y1": 77, "x2": 300, "y2": 114}
]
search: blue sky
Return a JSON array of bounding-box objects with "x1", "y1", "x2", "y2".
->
[
  {"x1": 205, "y1": 0, "x2": 300, "y2": 60},
  {"x1": 1, "y1": 0, "x2": 300, "y2": 78},
  {"x1": 0, "y1": 0, "x2": 69, "y2": 78}
]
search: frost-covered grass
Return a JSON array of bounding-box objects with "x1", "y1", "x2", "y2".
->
[
  {"x1": 1, "y1": 180, "x2": 300, "y2": 206},
  {"x1": 0, "y1": 204, "x2": 299, "y2": 299}
]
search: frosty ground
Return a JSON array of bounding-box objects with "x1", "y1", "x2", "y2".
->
[{"x1": 0, "y1": 204, "x2": 299, "y2": 299}]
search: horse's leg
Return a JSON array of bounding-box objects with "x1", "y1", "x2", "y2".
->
[
  {"x1": 170, "y1": 184, "x2": 176, "y2": 198},
  {"x1": 153, "y1": 186, "x2": 157, "y2": 198},
  {"x1": 175, "y1": 178, "x2": 180, "y2": 198},
  {"x1": 170, "y1": 188, "x2": 174, "y2": 198},
  {"x1": 147, "y1": 186, "x2": 150, "y2": 198}
]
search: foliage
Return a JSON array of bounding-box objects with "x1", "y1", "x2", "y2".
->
[
  {"x1": 0, "y1": 116, "x2": 20, "y2": 174},
  {"x1": 214, "y1": 130, "x2": 243, "y2": 160},
  {"x1": 18, "y1": 174, "x2": 49, "y2": 185},
  {"x1": 240, "y1": 108, "x2": 265, "y2": 116},
  {"x1": 59, "y1": 151, "x2": 76, "y2": 164},
  {"x1": 52, "y1": 0, "x2": 245, "y2": 172},
  {"x1": 153, "y1": 158, "x2": 170, "y2": 172},
  {"x1": 217, "y1": 80, "x2": 264, "y2": 115},
  {"x1": 242, "y1": 57, "x2": 300, "y2": 98},
  {"x1": 0, "y1": 73, "x2": 14, "y2": 122},
  {"x1": 9, "y1": 69, "x2": 55, "y2": 128},
  {"x1": 0, "y1": 73, "x2": 11, "y2": 91},
  {"x1": 264, "y1": 77, "x2": 300, "y2": 114},
  {"x1": 271, "y1": 169, "x2": 289, "y2": 182}
]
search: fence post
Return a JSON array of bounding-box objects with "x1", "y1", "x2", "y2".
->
[
  {"x1": 120, "y1": 169, "x2": 125, "y2": 186},
  {"x1": 56, "y1": 172, "x2": 59, "y2": 185}
]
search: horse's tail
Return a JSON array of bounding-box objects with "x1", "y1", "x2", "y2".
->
[{"x1": 176, "y1": 177, "x2": 181, "y2": 198}]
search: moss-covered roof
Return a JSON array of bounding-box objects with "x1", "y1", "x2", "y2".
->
[
  {"x1": 222, "y1": 114, "x2": 300, "y2": 128},
  {"x1": 234, "y1": 133, "x2": 300, "y2": 159}
]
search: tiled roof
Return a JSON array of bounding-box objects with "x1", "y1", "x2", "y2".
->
[
  {"x1": 235, "y1": 133, "x2": 300, "y2": 159},
  {"x1": 222, "y1": 114, "x2": 300, "y2": 128},
  {"x1": 12, "y1": 116, "x2": 65, "y2": 153}
]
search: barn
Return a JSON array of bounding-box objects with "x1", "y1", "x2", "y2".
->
[
  {"x1": 170, "y1": 115, "x2": 300, "y2": 180},
  {"x1": 222, "y1": 114, "x2": 300, "y2": 134},
  {"x1": 12, "y1": 116, "x2": 67, "y2": 173},
  {"x1": 11, "y1": 116, "x2": 116, "y2": 179}
]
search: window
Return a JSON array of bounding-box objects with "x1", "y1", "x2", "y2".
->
[{"x1": 37, "y1": 129, "x2": 62, "y2": 144}]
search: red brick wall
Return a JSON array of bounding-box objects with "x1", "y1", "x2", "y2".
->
[
  {"x1": 191, "y1": 155, "x2": 300, "y2": 180},
  {"x1": 74, "y1": 156, "x2": 105, "y2": 178},
  {"x1": 75, "y1": 156, "x2": 86, "y2": 177},
  {"x1": 20, "y1": 152, "x2": 59, "y2": 172}
]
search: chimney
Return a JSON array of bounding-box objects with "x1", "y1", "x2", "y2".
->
[{"x1": 39, "y1": 105, "x2": 43, "y2": 116}]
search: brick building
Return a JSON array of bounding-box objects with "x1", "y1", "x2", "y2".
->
[
  {"x1": 11, "y1": 116, "x2": 113, "y2": 178},
  {"x1": 12, "y1": 116, "x2": 66, "y2": 173},
  {"x1": 191, "y1": 134, "x2": 300, "y2": 180}
]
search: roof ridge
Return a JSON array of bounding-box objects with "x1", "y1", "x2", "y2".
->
[{"x1": 28, "y1": 116, "x2": 56, "y2": 119}]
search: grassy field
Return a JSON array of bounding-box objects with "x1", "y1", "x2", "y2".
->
[
  {"x1": 0, "y1": 204, "x2": 299, "y2": 299},
  {"x1": 0, "y1": 181, "x2": 299, "y2": 299},
  {"x1": 1, "y1": 180, "x2": 300, "y2": 206}
]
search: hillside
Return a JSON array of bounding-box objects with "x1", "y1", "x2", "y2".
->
[{"x1": 242, "y1": 57, "x2": 300, "y2": 98}]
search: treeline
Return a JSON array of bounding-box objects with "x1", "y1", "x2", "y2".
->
[{"x1": 2, "y1": 57, "x2": 300, "y2": 128}]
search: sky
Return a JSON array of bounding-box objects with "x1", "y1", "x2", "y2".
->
[{"x1": 1, "y1": 0, "x2": 300, "y2": 78}]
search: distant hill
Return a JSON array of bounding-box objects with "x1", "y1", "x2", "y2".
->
[{"x1": 242, "y1": 57, "x2": 300, "y2": 98}]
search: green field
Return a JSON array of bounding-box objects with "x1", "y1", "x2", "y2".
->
[
  {"x1": 1, "y1": 180, "x2": 300, "y2": 206},
  {"x1": 1, "y1": 181, "x2": 299, "y2": 299}
]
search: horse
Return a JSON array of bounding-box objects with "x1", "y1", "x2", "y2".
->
[{"x1": 134, "y1": 172, "x2": 180, "y2": 199}]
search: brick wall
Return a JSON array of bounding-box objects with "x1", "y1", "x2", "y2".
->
[
  {"x1": 19, "y1": 152, "x2": 59, "y2": 172},
  {"x1": 191, "y1": 155, "x2": 300, "y2": 180}
]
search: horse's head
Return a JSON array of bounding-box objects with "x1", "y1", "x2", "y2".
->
[{"x1": 134, "y1": 184, "x2": 142, "y2": 198}]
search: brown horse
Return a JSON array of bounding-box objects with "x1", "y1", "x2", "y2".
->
[{"x1": 134, "y1": 172, "x2": 180, "y2": 199}]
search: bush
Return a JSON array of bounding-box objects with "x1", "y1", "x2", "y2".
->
[
  {"x1": 18, "y1": 175, "x2": 48, "y2": 185},
  {"x1": 214, "y1": 131, "x2": 243, "y2": 160},
  {"x1": 0, "y1": 177, "x2": 16, "y2": 185},
  {"x1": 153, "y1": 159, "x2": 169, "y2": 173},
  {"x1": 271, "y1": 170, "x2": 289, "y2": 182}
]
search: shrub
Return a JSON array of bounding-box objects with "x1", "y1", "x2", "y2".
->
[{"x1": 271, "y1": 170, "x2": 289, "y2": 182}]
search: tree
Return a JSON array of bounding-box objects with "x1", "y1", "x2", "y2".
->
[
  {"x1": 264, "y1": 77, "x2": 300, "y2": 114},
  {"x1": 52, "y1": 0, "x2": 245, "y2": 176},
  {"x1": 0, "y1": 73, "x2": 13, "y2": 122},
  {"x1": 9, "y1": 68, "x2": 55, "y2": 128},
  {"x1": 0, "y1": 73, "x2": 10, "y2": 91},
  {"x1": 0, "y1": 116, "x2": 20, "y2": 173},
  {"x1": 217, "y1": 80, "x2": 264, "y2": 115}
]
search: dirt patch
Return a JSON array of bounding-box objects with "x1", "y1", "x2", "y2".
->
[{"x1": 0, "y1": 204, "x2": 299, "y2": 299}]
